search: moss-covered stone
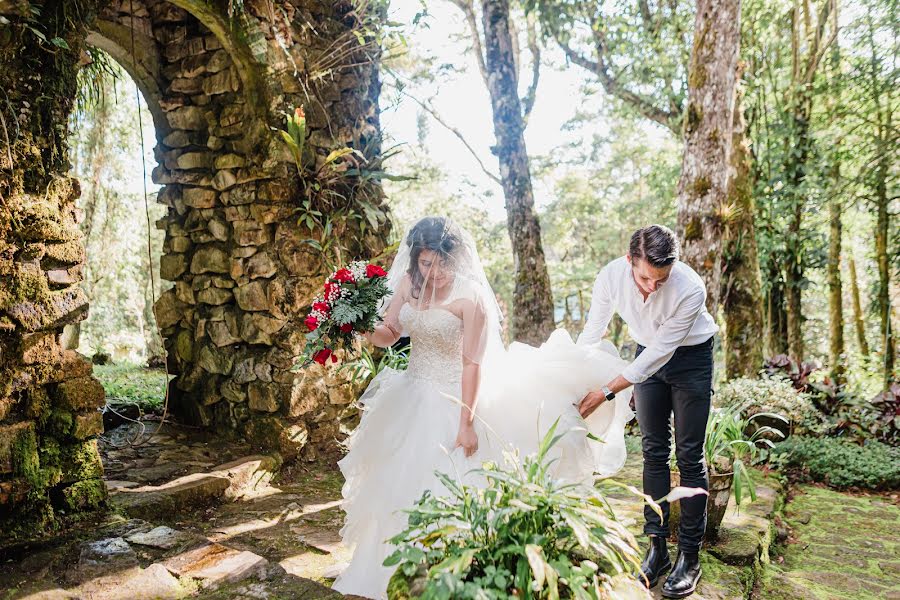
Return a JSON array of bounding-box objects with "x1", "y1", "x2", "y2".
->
[
  {"x1": 57, "y1": 477, "x2": 106, "y2": 512},
  {"x1": 53, "y1": 376, "x2": 106, "y2": 412}
]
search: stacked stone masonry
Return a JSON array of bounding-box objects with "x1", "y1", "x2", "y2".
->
[{"x1": 0, "y1": 0, "x2": 388, "y2": 537}]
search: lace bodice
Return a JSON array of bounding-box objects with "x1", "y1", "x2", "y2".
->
[{"x1": 399, "y1": 303, "x2": 464, "y2": 388}]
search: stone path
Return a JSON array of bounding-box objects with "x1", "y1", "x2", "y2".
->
[
  {"x1": 755, "y1": 484, "x2": 900, "y2": 599},
  {"x1": 3, "y1": 426, "x2": 898, "y2": 599}
]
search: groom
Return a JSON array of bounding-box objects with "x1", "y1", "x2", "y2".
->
[{"x1": 577, "y1": 225, "x2": 718, "y2": 599}]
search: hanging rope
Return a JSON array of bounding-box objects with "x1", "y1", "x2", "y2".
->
[{"x1": 101, "y1": 0, "x2": 172, "y2": 448}]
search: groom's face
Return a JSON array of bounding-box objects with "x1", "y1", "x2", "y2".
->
[{"x1": 627, "y1": 256, "x2": 672, "y2": 295}]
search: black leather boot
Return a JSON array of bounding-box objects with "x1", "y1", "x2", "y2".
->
[
  {"x1": 636, "y1": 535, "x2": 672, "y2": 588},
  {"x1": 661, "y1": 550, "x2": 702, "y2": 598}
]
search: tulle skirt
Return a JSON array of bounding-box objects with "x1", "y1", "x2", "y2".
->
[{"x1": 331, "y1": 329, "x2": 634, "y2": 599}]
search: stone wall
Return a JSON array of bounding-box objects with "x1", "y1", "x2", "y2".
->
[{"x1": 0, "y1": 0, "x2": 388, "y2": 538}]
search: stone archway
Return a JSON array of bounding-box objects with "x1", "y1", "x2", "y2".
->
[{"x1": 0, "y1": 0, "x2": 389, "y2": 539}]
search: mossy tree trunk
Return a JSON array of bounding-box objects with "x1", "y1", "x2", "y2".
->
[
  {"x1": 722, "y1": 80, "x2": 764, "y2": 379},
  {"x1": 675, "y1": 0, "x2": 742, "y2": 316},
  {"x1": 848, "y1": 255, "x2": 870, "y2": 357},
  {"x1": 826, "y1": 45, "x2": 845, "y2": 384},
  {"x1": 481, "y1": 0, "x2": 555, "y2": 345}
]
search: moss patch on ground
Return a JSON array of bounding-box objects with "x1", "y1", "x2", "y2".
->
[
  {"x1": 93, "y1": 364, "x2": 169, "y2": 412},
  {"x1": 756, "y1": 484, "x2": 900, "y2": 599}
]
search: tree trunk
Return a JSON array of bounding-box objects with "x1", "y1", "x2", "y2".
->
[
  {"x1": 766, "y1": 268, "x2": 789, "y2": 357},
  {"x1": 875, "y1": 161, "x2": 895, "y2": 385},
  {"x1": 827, "y1": 172, "x2": 845, "y2": 383},
  {"x1": 783, "y1": 101, "x2": 810, "y2": 362},
  {"x1": 481, "y1": 0, "x2": 555, "y2": 344},
  {"x1": 722, "y1": 79, "x2": 764, "y2": 379},
  {"x1": 675, "y1": 0, "x2": 742, "y2": 317},
  {"x1": 848, "y1": 255, "x2": 870, "y2": 357}
]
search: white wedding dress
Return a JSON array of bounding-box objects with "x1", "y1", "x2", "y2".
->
[{"x1": 331, "y1": 302, "x2": 634, "y2": 598}]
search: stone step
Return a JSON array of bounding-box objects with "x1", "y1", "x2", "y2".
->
[{"x1": 110, "y1": 454, "x2": 279, "y2": 520}]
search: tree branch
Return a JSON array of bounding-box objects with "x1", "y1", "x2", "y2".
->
[
  {"x1": 521, "y1": 12, "x2": 541, "y2": 124},
  {"x1": 448, "y1": 0, "x2": 489, "y2": 88},
  {"x1": 398, "y1": 88, "x2": 501, "y2": 185}
]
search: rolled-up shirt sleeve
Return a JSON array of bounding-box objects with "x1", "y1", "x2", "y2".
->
[
  {"x1": 577, "y1": 269, "x2": 614, "y2": 347},
  {"x1": 621, "y1": 287, "x2": 707, "y2": 384}
]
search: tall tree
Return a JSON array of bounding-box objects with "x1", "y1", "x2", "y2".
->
[
  {"x1": 479, "y1": 0, "x2": 555, "y2": 344},
  {"x1": 825, "y1": 36, "x2": 846, "y2": 384},
  {"x1": 848, "y1": 254, "x2": 870, "y2": 357},
  {"x1": 674, "y1": 0, "x2": 743, "y2": 315},
  {"x1": 722, "y1": 75, "x2": 765, "y2": 378}
]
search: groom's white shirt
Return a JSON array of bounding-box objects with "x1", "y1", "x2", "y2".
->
[{"x1": 578, "y1": 256, "x2": 719, "y2": 384}]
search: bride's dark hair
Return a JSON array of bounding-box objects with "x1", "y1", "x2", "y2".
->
[{"x1": 406, "y1": 216, "x2": 462, "y2": 300}]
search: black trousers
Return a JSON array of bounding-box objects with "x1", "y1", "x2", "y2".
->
[{"x1": 634, "y1": 336, "x2": 714, "y2": 553}]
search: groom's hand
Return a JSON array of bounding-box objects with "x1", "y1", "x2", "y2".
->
[{"x1": 578, "y1": 390, "x2": 606, "y2": 419}]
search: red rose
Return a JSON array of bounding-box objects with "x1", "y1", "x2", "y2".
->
[
  {"x1": 313, "y1": 347, "x2": 333, "y2": 365},
  {"x1": 334, "y1": 268, "x2": 355, "y2": 283},
  {"x1": 305, "y1": 315, "x2": 319, "y2": 331},
  {"x1": 313, "y1": 301, "x2": 330, "y2": 314},
  {"x1": 324, "y1": 282, "x2": 340, "y2": 300},
  {"x1": 340, "y1": 323, "x2": 353, "y2": 333},
  {"x1": 331, "y1": 354, "x2": 338, "y2": 363},
  {"x1": 366, "y1": 264, "x2": 387, "y2": 278}
]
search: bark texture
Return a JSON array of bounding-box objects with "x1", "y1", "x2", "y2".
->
[
  {"x1": 722, "y1": 81, "x2": 764, "y2": 379},
  {"x1": 481, "y1": 0, "x2": 555, "y2": 345},
  {"x1": 675, "y1": 0, "x2": 742, "y2": 317}
]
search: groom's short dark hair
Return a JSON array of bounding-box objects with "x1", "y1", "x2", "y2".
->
[{"x1": 629, "y1": 225, "x2": 680, "y2": 267}]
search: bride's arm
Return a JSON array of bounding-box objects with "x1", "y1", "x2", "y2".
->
[
  {"x1": 455, "y1": 299, "x2": 487, "y2": 458},
  {"x1": 362, "y1": 275, "x2": 409, "y2": 348}
]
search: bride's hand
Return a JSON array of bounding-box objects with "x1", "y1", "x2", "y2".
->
[
  {"x1": 578, "y1": 390, "x2": 607, "y2": 419},
  {"x1": 455, "y1": 424, "x2": 479, "y2": 458}
]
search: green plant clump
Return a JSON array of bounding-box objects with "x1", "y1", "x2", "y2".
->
[
  {"x1": 771, "y1": 436, "x2": 900, "y2": 490},
  {"x1": 384, "y1": 421, "x2": 655, "y2": 599}
]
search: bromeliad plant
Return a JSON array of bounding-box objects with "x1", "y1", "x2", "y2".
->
[
  {"x1": 705, "y1": 408, "x2": 788, "y2": 505},
  {"x1": 384, "y1": 421, "x2": 698, "y2": 599}
]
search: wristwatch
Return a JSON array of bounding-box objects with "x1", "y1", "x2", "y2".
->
[{"x1": 601, "y1": 386, "x2": 616, "y2": 401}]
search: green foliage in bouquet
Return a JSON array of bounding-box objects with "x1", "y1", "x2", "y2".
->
[
  {"x1": 384, "y1": 420, "x2": 655, "y2": 599},
  {"x1": 294, "y1": 262, "x2": 391, "y2": 368}
]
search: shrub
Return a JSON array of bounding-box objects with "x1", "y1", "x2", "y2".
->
[
  {"x1": 714, "y1": 376, "x2": 824, "y2": 435},
  {"x1": 771, "y1": 436, "x2": 900, "y2": 490},
  {"x1": 385, "y1": 422, "x2": 659, "y2": 599}
]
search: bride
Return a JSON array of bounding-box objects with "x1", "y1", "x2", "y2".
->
[{"x1": 331, "y1": 217, "x2": 634, "y2": 598}]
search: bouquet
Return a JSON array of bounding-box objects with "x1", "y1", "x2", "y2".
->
[{"x1": 296, "y1": 260, "x2": 391, "y2": 368}]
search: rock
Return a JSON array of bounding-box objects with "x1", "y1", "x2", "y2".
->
[
  {"x1": 160, "y1": 254, "x2": 188, "y2": 281},
  {"x1": 206, "y1": 49, "x2": 231, "y2": 73},
  {"x1": 221, "y1": 184, "x2": 256, "y2": 205},
  {"x1": 46, "y1": 266, "x2": 81, "y2": 286},
  {"x1": 175, "y1": 281, "x2": 195, "y2": 305},
  {"x1": 54, "y1": 376, "x2": 105, "y2": 411},
  {"x1": 196, "y1": 287, "x2": 232, "y2": 306},
  {"x1": 111, "y1": 473, "x2": 230, "y2": 520},
  {"x1": 182, "y1": 186, "x2": 217, "y2": 208},
  {"x1": 212, "y1": 169, "x2": 237, "y2": 191},
  {"x1": 79, "y1": 537, "x2": 137, "y2": 573},
  {"x1": 214, "y1": 154, "x2": 245, "y2": 169},
  {"x1": 166, "y1": 106, "x2": 206, "y2": 130},
  {"x1": 246, "y1": 252, "x2": 277, "y2": 279},
  {"x1": 234, "y1": 281, "x2": 269, "y2": 311},
  {"x1": 72, "y1": 411, "x2": 104, "y2": 439},
  {"x1": 191, "y1": 246, "x2": 230, "y2": 274},
  {"x1": 248, "y1": 382, "x2": 279, "y2": 412},
  {"x1": 207, "y1": 218, "x2": 229, "y2": 241},
  {"x1": 43, "y1": 240, "x2": 85, "y2": 266},
  {"x1": 220, "y1": 104, "x2": 244, "y2": 128},
  {"x1": 177, "y1": 152, "x2": 214, "y2": 170},
  {"x1": 170, "y1": 77, "x2": 203, "y2": 94},
  {"x1": 125, "y1": 526, "x2": 189, "y2": 550},
  {"x1": 198, "y1": 345, "x2": 233, "y2": 375},
  {"x1": 170, "y1": 236, "x2": 192, "y2": 253},
  {"x1": 20, "y1": 331, "x2": 60, "y2": 365},
  {"x1": 232, "y1": 220, "x2": 270, "y2": 246},
  {"x1": 0, "y1": 422, "x2": 35, "y2": 474},
  {"x1": 241, "y1": 313, "x2": 286, "y2": 345},
  {"x1": 162, "y1": 130, "x2": 193, "y2": 148},
  {"x1": 220, "y1": 380, "x2": 247, "y2": 403},
  {"x1": 163, "y1": 542, "x2": 268, "y2": 586},
  {"x1": 207, "y1": 321, "x2": 241, "y2": 347},
  {"x1": 203, "y1": 69, "x2": 241, "y2": 95},
  {"x1": 154, "y1": 289, "x2": 184, "y2": 329},
  {"x1": 7, "y1": 287, "x2": 89, "y2": 332}
]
